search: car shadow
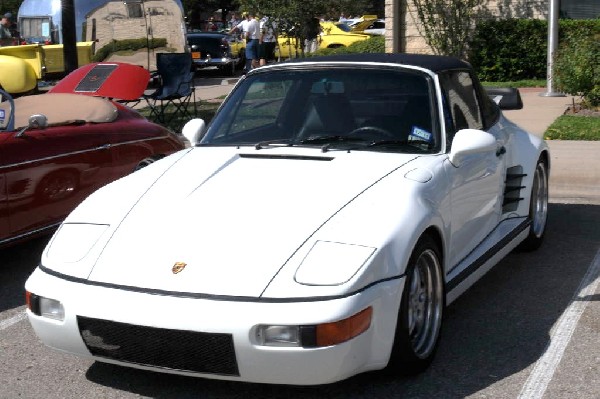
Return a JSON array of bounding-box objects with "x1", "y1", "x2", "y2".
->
[
  {"x1": 0, "y1": 235, "x2": 50, "y2": 313},
  {"x1": 82, "y1": 202, "x2": 600, "y2": 398}
]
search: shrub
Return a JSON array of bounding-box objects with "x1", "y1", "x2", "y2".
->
[
  {"x1": 554, "y1": 32, "x2": 600, "y2": 106},
  {"x1": 468, "y1": 19, "x2": 600, "y2": 83},
  {"x1": 468, "y1": 19, "x2": 547, "y2": 81},
  {"x1": 312, "y1": 36, "x2": 385, "y2": 56},
  {"x1": 93, "y1": 38, "x2": 168, "y2": 62}
]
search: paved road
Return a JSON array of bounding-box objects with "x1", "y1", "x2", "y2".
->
[{"x1": 1, "y1": 202, "x2": 599, "y2": 398}]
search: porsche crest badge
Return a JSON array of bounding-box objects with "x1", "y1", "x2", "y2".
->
[{"x1": 172, "y1": 262, "x2": 187, "y2": 274}]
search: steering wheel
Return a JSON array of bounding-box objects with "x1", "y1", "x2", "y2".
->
[{"x1": 347, "y1": 125, "x2": 395, "y2": 140}]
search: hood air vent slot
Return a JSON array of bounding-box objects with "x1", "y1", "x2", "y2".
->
[{"x1": 239, "y1": 153, "x2": 334, "y2": 161}]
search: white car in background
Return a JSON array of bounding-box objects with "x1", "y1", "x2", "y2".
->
[
  {"x1": 26, "y1": 53, "x2": 549, "y2": 386},
  {"x1": 353, "y1": 18, "x2": 386, "y2": 35}
]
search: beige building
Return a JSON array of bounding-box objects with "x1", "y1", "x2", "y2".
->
[
  {"x1": 384, "y1": 0, "x2": 549, "y2": 54},
  {"x1": 84, "y1": 0, "x2": 187, "y2": 69}
]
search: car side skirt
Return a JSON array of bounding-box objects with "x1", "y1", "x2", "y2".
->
[{"x1": 446, "y1": 217, "x2": 530, "y2": 305}]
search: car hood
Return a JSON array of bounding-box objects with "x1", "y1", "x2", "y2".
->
[{"x1": 87, "y1": 147, "x2": 420, "y2": 297}]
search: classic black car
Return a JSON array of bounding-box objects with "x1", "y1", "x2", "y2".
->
[{"x1": 187, "y1": 31, "x2": 245, "y2": 76}]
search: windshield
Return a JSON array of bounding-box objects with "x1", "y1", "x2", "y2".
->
[
  {"x1": 201, "y1": 67, "x2": 440, "y2": 153},
  {"x1": 334, "y1": 23, "x2": 352, "y2": 32}
]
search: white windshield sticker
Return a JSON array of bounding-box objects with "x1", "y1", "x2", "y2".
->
[
  {"x1": 410, "y1": 126, "x2": 432, "y2": 142},
  {"x1": 0, "y1": 109, "x2": 5, "y2": 123}
]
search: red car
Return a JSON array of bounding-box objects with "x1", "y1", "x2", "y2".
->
[{"x1": 0, "y1": 62, "x2": 186, "y2": 247}]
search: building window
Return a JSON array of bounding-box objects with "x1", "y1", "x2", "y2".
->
[
  {"x1": 560, "y1": 0, "x2": 600, "y2": 19},
  {"x1": 126, "y1": 3, "x2": 144, "y2": 19}
]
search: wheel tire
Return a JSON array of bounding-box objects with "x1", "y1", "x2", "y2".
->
[
  {"x1": 133, "y1": 157, "x2": 157, "y2": 172},
  {"x1": 386, "y1": 234, "x2": 444, "y2": 375},
  {"x1": 518, "y1": 157, "x2": 549, "y2": 251}
]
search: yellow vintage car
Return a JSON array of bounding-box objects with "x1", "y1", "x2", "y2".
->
[
  {"x1": 0, "y1": 44, "x2": 44, "y2": 94},
  {"x1": 275, "y1": 21, "x2": 370, "y2": 59},
  {"x1": 0, "y1": 42, "x2": 94, "y2": 95},
  {"x1": 350, "y1": 18, "x2": 385, "y2": 36}
]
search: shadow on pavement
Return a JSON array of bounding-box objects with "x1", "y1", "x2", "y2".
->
[{"x1": 0, "y1": 235, "x2": 51, "y2": 313}]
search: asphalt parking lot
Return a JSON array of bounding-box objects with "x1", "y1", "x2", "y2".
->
[
  {"x1": 1, "y1": 73, "x2": 598, "y2": 398},
  {"x1": 1, "y1": 202, "x2": 598, "y2": 398}
]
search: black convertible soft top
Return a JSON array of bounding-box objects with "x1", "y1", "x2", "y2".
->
[{"x1": 283, "y1": 53, "x2": 472, "y2": 73}]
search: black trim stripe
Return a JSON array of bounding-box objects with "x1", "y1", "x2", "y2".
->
[
  {"x1": 238, "y1": 153, "x2": 334, "y2": 161},
  {"x1": 37, "y1": 264, "x2": 404, "y2": 303},
  {"x1": 447, "y1": 218, "x2": 530, "y2": 292}
]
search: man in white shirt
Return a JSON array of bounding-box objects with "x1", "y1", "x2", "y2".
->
[
  {"x1": 229, "y1": 11, "x2": 260, "y2": 72},
  {"x1": 245, "y1": 12, "x2": 260, "y2": 71}
]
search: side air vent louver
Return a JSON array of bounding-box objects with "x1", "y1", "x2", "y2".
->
[{"x1": 503, "y1": 165, "x2": 526, "y2": 213}]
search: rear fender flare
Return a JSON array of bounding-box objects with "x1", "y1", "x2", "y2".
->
[{"x1": 0, "y1": 55, "x2": 38, "y2": 94}]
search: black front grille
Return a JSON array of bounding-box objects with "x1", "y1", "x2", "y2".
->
[{"x1": 77, "y1": 316, "x2": 239, "y2": 376}]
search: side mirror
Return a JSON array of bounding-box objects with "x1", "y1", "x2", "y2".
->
[
  {"x1": 29, "y1": 114, "x2": 48, "y2": 129},
  {"x1": 16, "y1": 114, "x2": 49, "y2": 138},
  {"x1": 449, "y1": 129, "x2": 497, "y2": 167},
  {"x1": 181, "y1": 118, "x2": 206, "y2": 146},
  {"x1": 484, "y1": 87, "x2": 523, "y2": 110}
]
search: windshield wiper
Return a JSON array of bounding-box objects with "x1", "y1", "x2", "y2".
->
[
  {"x1": 367, "y1": 139, "x2": 433, "y2": 149},
  {"x1": 299, "y1": 135, "x2": 368, "y2": 145},
  {"x1": 255, "y1": 139, "x2": 293, "y2": 150},
  {"x1": 298, "y1": 135, "x2": 372, "y2": 153}
]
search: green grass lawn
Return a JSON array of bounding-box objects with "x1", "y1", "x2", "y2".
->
[
  {"x1": 138, "y1": 100, "x2": 221, "y2": 132},
  {"x1": 545, "y1": 114, "x2": 600, "y2": 141},
  {"x1": 481, "y1": 79, "x2": 546, "y2": 88}
]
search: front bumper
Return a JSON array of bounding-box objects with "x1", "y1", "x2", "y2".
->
[
  {"x1": 192, "y1": 57, "x2": 236, "y2": 69},
  {"x1": 26, "y1": 267, "x2": 404, "y2": 385}
]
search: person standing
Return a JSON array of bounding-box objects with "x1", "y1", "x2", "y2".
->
[
  {"x1": 228, "y1": 13, "x2": 241, "y2": 32},
  {"x1": 0, "y1": 14, "x2": 12, "y2": 40},
  {"x1": 244, "y1": 12, "x2": 260, "y2": 71},
  {"x1": 206, "y1": 16, "x2": 218, "y2": 31},
  {"x1": 228, "y1": 11, "x2": 249, "y2": 40},
  {"x1": 303, "y1": 17, "x2": 321, "y2": 54},
  {"x1": 259, "y1": 16, "x2": 278, "y2": 66}
]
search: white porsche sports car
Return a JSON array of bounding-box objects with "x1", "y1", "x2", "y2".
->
[{"x1": 25, "y1": 54, "x2": 549, "y2": 386}]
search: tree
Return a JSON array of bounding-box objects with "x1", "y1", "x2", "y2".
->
[
  {"x1": 0, "y1": 0, "x2": 23, "y2": 16},
  {"x1": 411, "y1": 0, "x2": 487, "y2": 58}
]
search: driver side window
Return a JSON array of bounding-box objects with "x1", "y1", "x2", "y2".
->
[{"x1": 439, "y1": 71, "x2": 484, "y2": 139}]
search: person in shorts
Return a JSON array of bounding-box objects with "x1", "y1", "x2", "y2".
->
[
  {"x1": 259, "y1": 16, "x2": 278, "y2": 66},
  {"x1": 244, "y1": 12, "x2": 260, "y2": 71}
]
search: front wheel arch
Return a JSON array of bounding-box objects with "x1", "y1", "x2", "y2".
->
[{"x1": 385, "y1": 233, "x2": 445, "y2": 375}]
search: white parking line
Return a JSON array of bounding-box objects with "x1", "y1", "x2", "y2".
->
[
  {"x1": 518, "y1": 248, "x2": 600, "y2": 399},
  {"x1": 0, "y1": 309, "x2": 27, "y2": 331}
]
